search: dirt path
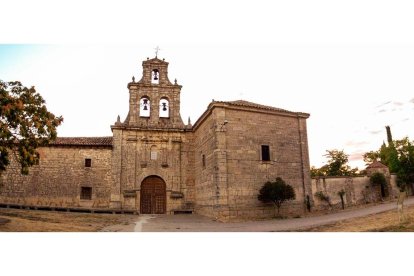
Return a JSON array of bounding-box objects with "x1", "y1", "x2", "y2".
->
[
  {"x1": 0, "y1": 208, "x2": 138, "y2": 232},
  {"x1": 128, "y1": 197, "x2": 414, "y2": 232}
]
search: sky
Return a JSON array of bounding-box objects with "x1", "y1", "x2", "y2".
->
[{"x1": 1, "y1": 1, "x2": 414, "y2": 171}]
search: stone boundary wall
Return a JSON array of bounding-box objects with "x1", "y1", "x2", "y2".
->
[{"x1": 311, "y1": 174, "x2": 399, "y2": 210}]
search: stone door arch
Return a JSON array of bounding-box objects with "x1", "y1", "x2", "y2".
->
[{"x1": 140, "y1": 175, "x2": 166, "y2": 214}]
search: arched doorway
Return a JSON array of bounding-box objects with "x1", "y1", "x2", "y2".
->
[{"x1": 140, "y1": 176, "x2": 166, "y2": 214}]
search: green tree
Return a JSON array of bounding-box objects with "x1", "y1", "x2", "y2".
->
[
  {"x1": 258, "y1": 177, "x2": 296, "y2": 216},
  {"x1": 0, "y1": 80, "x2": 63, "y2": 174},
  {"x1": 312, "y1": 150, "x2": 359, "y2": 177},
  {"x1": 368, "y1": 137, "x2": 414, "y2": 191},
  {"x1": 310, "y1": 165, "x2": 328, "y2": 177},
  {"x1": 363, "y1": 150, "x2": 380, "y2": 165}
]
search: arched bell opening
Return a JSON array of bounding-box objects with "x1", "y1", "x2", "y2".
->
[
  {"x1": 151, "y1": 69, "x2": 160, "y2": 84},
  {"x1": 159, "y1": 98, "x2": 170, "y2": 118},
  {"x1": 140, "y1": 96, "x2": 150, "y2": 117}
]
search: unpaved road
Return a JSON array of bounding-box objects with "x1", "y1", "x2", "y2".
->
[{"x1": 101, "y1": 197, "x2": 414, "y2": 232}]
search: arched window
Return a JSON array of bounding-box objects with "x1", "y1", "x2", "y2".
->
[
  {"x1": 151, "y1": 69, "x2": 159, "y2": 84},
  {"x1": 140, "y1": 97, "x2": 150, "y2": 117},
  {"x1": 150, "y1": 145, "x2": 158, "y2": 160},
  {"x1": 159, "y1": 98, "x2": 169, "y2": 118}
]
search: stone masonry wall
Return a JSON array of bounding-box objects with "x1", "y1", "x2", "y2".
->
[
  {"x1": 223, "y1": 108, "x2": 310, "y2": 220},
  {"x1": 311, "y1": 174, "x2": 399, "y2": 210},
  {"x1": 0, "y1": 146, "x2": 113, "y2": 208},
  {"x1": 111, "y1": 128, "x2": 193, "y2": 213},
  {"x1": 192, "y1": 104, "x2": 311, "y2": 221},
  {"x1": 193, "y1": 111, "x2": 220, "y2": 219}
]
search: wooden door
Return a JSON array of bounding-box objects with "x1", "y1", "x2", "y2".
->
[{"x1": 140, "y1": 176, "x2": 166, "y2": 214}]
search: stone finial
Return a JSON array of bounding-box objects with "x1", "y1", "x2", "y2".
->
[
  {"x1": 132, "y1": 76, "x2": 135, "y2": 83},
  {"x1": 187, "y1": 116, "x2": 192, "y2": 128},
  {"x1": 116, "y1": 115, "x2": 120, "y2": 123},
  {"x1": 174, "y1": 78, "x2": 177, "y2": 85}
]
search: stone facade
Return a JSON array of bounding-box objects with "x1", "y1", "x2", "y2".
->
[
  {"x1": 0, "y1": 142, "x2": 113, "y2": 208},
  {"x1": 0, "y1": 56, "x2": 312, "y2": 221}
]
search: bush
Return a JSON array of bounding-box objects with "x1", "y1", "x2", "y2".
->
[{"x1": 258, "y1": 177, "x2": 296, "y2": 216}]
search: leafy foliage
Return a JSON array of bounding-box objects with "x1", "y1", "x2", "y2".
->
[
  {"x1": 370, "y1": 172, "x2": 387, "y2": 187},
  {"x1": 363, "y1": 150, "x2": 380, "y2": 165},
  {"x1": 258, "y1": 177, "x2": 296, "y2": 215},
  {"x1": 311, "y1": 150, "x2": 359, "y2": 177},
  {"x1": 0, "y1": 80, "x2": 63, "y2": 174},
  {"x1": 365, "y1": 137, "x2": 414, "y2": 191}
]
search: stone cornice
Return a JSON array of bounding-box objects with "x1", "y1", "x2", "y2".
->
[{"x1": 192, "y1": 100, "x2": 310, "y2": 131}]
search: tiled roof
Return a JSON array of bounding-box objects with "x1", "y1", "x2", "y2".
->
[
  {"x1": 50, "y1": 137, "x2": 113, "y2": 147},
  {"x1": 212, "y1": 100, "x2": 309, "y2": 116},
  {"x1": 366, "y1": 160, "x2": 388, "y2": 169}
]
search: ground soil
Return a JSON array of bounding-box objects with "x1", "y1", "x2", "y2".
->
[
  {"x1": 0, "y1": 208, "x2": 138, "y2": 232},
  {"x1": 304, "y1": 205, "x2": 414, "y2": 232},
  {"x1": 1, "y1": 199, "x2": 414, "y2": 232}
]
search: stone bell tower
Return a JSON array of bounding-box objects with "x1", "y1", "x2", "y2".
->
[
  {"x1": 109, "y1": 55, "x2": 192, "y2": 211},
  {"x1": 124, "y1": 56, "x2": 185, "y2": 129}
]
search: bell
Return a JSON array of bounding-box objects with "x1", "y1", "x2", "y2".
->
[
  {"x1": 143, "y1": 99, "x2": 148, "y2": 105},
  {"x1": 162, "y1": 103, "x2": 167, "y2": 111},
  {"x1": 143, "y1": 105, "x2": 148, "y2": 111},
  {"x1": 153, "y1": 71, "x2": 159, "y2": 81}
]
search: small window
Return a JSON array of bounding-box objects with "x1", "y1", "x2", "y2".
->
[
  {"x1": 261, "y1": 145, "x2": 270, "y2": 161},
  {"x1": 85, "y1": 158, "x2": 92, "y2": 167},
  {"x1": 202, "y1": 154, "x2": 206, "y2": 168},
  {"x1": 80, "y1": 187, "x2": 92, "y2": 200},
  {"x1": 150, "y1": 145, "x2": 158, "y2": 160}
]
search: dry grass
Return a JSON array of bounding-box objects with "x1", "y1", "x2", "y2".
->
[
  {"x1": 306, "y1": 205, "x2": 414, "y2": 232},
  {"x1": 0, "y1": 208, "x2": 138, "y2": 232}
]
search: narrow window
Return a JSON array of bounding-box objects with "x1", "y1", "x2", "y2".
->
[
  {"x1": 150, "y1": 145, "x2": 158, "y2": 160},
  {"x1": 85, "y1": 158, "x2": 92, "y2": 167},
  {"x1": 151, "y1": 69, "x2": 159, "y2": 84},
  {"x1": 140, "y1": 97, "x2": 150, "y2": 117},
  {"x1": 159, "y1": 98, "x2": 169, "y2": 118},
  {"x1": 202, "y1": 154, "x2": 206, "y2": 168},
  {"x1": 80, "y1": 187, "x2": 92, "y2": 200},
  {"x1": 261, "y1": 145, "x2": 270, "y2": 161}
]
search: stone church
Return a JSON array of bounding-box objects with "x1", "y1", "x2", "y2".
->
[{"x1": 0, "y1": 56, "x2": 311, "y2": 221}]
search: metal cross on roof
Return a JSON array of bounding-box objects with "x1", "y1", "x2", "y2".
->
[{"x1": 154, "y1": 46, "x2": 161, "y2": 57}]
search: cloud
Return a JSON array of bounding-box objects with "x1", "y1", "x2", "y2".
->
[
  {"x1": 375, "y1": 101, "x2": 391, "y2": 108},
  {"x1": 378, "y1": 109, "x2": 386, "y2": 113},
  {"x1": 349, "y1": 152, "x2": 364, "y2": 162},
  {"x1": 402, "y1": 118, "x2": 410, "y2": 122},
  {"x1": 345, "y1": 140, "x2": 369, "y2": 147},
  {"x1": 393, "y1": 101, "x2": 404, "y2": 106},
  {"x1": 369, "y1": 130, "x2": 382, "y2": 135},
  {"x1": 410, "y1": 98, "x2": 414, "y2": 104}
]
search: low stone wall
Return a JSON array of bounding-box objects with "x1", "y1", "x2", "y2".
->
[{"x1": 311, "y1": 174, "x2": 399, "y2": 210}]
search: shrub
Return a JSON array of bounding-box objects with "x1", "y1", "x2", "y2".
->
[{"x1": 258, "y1": 177, "x2": 296, "y2": 216}]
